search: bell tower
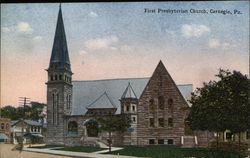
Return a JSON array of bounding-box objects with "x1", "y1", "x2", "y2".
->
[{"x1": 46, "y1": 4, "x2": 73, "y2": 145}]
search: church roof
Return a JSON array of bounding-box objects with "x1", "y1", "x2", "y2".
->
[
  {"x1": 49, "y1": 5, "x2": 70, "y2": 70},
  {"x1": 71, "y1": 78, "x2": 193, "y2": 116},
  {"x1": 87, "y1": 92, "x2": 116, "y2": 109},
  {"x1": 121, "y1": 82, "x2": 137, "y2": 99}
]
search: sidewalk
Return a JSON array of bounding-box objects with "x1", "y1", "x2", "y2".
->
[
  {"x1": 94, "y1": 147, "x2": 123, "y2": 154},
  {"x1": 23, "y1": 146, "x2": 138, "y2": 158}
]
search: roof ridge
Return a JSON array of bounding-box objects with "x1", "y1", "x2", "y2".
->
[
  {"x1": 86, "y1": 92, "x2": 106, "y2": 109},
  {"x1": 104, "y1": 92, "x2": 116, "y2": 108},
  {"x1": 87, "y1": 92, "x2": 116, "y2": 109},
  {"x1": 176, "y1": 84, "x2": 193, "y2": 86},
  {"x1": 73, "y1": 77, "x2": 150, "y2": 82},
  {"x1": 121, "y1": 82, "x2": 137, "y2": 99},
  {"x1": 129, "y1": 83, "x2": 137, "y2": 98}
]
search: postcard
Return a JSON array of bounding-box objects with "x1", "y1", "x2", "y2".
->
[{"x1": 1, "y1": 1, "x2": 249, "y2": 158}]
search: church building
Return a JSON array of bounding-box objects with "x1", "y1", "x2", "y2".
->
[{"x1": 46, "y1": 6, "x2": 210, "y2": 147}]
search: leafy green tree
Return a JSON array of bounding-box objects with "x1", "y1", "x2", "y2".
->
[
  {"x1": 0, "y1": 105, "x2": 18, "y2": 120},
  {"x1": 95, "y1": 114, "x2": 131, "y2": 152},
  {"x1": 30, "y1": 102, "x2": 46, "y2": 121},
  {"x1": 0, "y1": 102, "x2": 46, "y2": 121},
  {"x1": 186, "y1": 69, "x2": 249, "y2": 149}
]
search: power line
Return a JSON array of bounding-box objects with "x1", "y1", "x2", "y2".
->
[{"x1": 18, "y1": 97, "x2": 31, "y2": 151}]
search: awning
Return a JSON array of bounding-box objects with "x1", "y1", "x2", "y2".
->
[{"x1": 0, "y1": 133, "x2": 9, "y2": 140}]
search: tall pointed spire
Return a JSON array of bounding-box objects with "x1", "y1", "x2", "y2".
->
[{"x1": 49, "y1": 4, "x2": 71, "y2": 70}]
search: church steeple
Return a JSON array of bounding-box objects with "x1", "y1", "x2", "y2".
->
[
  {"x1": 46, "y1": 4, "x2": 73, "y2": 146},
  {"x1": 49, "y1": 4, "x2": 71, "y2": 71}
]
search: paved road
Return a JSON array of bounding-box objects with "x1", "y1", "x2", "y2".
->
[{"x1": 0, "y1": 144, "x2": 74, "y2": 158}]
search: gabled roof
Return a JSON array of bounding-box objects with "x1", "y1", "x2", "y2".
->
[
  {"x1": 0, "y1": 133, "x2": 9, "y2": 140},
  {"x1": 11, "y1": 120, "x2": 42, "y2": 127},
  {"x1": 87, "y1": 92, "x2": 116, "y2": 109},
  {"x1": 10, "y1": 120, "x2": 18, "y2": 126},
  {"x1": 71, "y1": 78, "x2": 193, "y2": 116},
  {"x1": 49, "y1": 5, "x2": 70, "y2": 70},
  {"x1": 144, "y1": 60, "x2": 191, "y2": 108},
  {"x1": 24, "y1": 120, "x2": 42, "y2": 126},
  {"x1": 121, "y1": 82, "x2": 137, "y2": 99},
  {"x1": 72, "y1": 78, "x2": 149, "y2": 115}
]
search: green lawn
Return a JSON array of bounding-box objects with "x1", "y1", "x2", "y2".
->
[
  {"x1": 29, "y1": 145, "x2": 63, "y2": 149},
  {"x1": 55, "y1": 146, "x2": 105, "y2": 153},
  {"x1": 105, "y1": 146, "x2": 242, "y2": 158},
  {"x1": 29, "y1": 145, "x2": 105, "y2": 153}
]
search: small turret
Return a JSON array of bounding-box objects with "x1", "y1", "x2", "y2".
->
[{"x1": 120, "y1": 82, "x2": 138, "y2": 120}]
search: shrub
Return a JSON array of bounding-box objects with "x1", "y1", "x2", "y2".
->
[{"x1": 210, "y1": 141, "x2": 248, "y2": 157}]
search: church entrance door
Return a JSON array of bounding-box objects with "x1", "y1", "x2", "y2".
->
[{"x1": 85, "y1": 120, "x2": 99, "y2": 137}]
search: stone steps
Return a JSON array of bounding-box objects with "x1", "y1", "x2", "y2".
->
[{"x1": 182, "y1": 136, "x2": 196, "y2": 148}]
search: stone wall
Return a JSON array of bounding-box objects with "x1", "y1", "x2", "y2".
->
[
  {"x1": 136, "y1": 61, "x2": 189, "y2": 146},
  {"x1": 46, "y1": 81, "x2": 72, "y2": 146}
]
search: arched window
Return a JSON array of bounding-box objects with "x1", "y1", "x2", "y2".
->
[
  {"x1": 52, "y1": 93, "x2": 56, "y2": 125},
  {"x1": 168, "y1": 118, "x2": 173, "y2": 127},
  {"x1": 50, "y1": 75, "x2": 53, "y2": 81},
  {"x1": 55, "y1": 75, "x2": 58, "y2": 80},
  {"x1": 59, "y1": 75, "x2": 62, "y2": 80},
  {"x1": 68, "y1": 121, "x2": 78, "y2": 135},
  {"x1": 168, "y1": 98, "x2": 173, "y2": 105},
  {"x1": 67, "y1": 94, "x2": 71, "y2": 109},
  {"x1": 168, "y1": 98, "x2": 174, "y2": 111},
  {"x1": 159, "y1": 75, "x2": 163, "y2": 87},
  {"x1": 149, "y1": 99, "x2": 154, "y2": 110},
  {"x1": 158, "y1": 96, "x2": 165, "y2": 110},
  {"x1": 1, "y1": 123, "x2": 4, "y2": 129},
  {"x1": 6, "y1": 123, "x2": 9, "y2": 129},
  {"x1": 57, "y1": 94, "x2": 59, "y2": 125}
]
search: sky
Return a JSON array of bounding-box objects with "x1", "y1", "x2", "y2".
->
[{"x1": 1, "y1": 2, "x2": 249, "y2": 107}]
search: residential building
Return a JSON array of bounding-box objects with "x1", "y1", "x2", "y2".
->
[
  {"x1": 10, "y1": 120, "x2": 44, "y2": 144},
  {"x1": 0, "y1": 118, "x2": 11, "y2": 143}
]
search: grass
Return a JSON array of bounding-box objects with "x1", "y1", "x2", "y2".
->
[
  {"x1": 55, "y1": 146, "x2": 106, "y2": 153},
  {"x1": 104, "y1": 145, "x2": 243, "y2": 158},
  {"x1": 28, "y1": 145, "x2": 63, "y2": 149},
  {"x1": 30, "y1": 145, "x2": 105, "y2": 153}
]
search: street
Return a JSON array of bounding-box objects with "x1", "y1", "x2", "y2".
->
[{"x1": 0, "y1": 144, "x2": 74, "y2": 158}]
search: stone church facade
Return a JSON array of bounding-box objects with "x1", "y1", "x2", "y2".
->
[{"x1": 46, "y1": 6, "x2": 213, "y2": 147}]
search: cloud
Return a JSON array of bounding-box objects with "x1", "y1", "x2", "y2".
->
[
  {"x1": 33, "y1": 36, "x2": 42, "y2": 40},
  {"x1": 16, "y1": 22, "x2": 33, "y2": 34},
  {"x1": 208, "y1": 39, "x2": 220, "y2": 48},
  {"x1": 79, "y1": 50, "x2": 88, "y2": 55},
  {"x1": 181, "y1": 24, "x2": 210, "y2": 37},
  {"x1": 84, "y1": 35, "x2": 119, "y2": 50},
  {"x1": 88, "y1": 11, "x2": 98, "y2": 17},
  {"x1": 2, "y1": 27, "x2": 11, "y2": 32},
  {"x1": 208, "y1": 39, "x2": 235, "y2": 49},
  {"x1": 221, "y1": 42, "x2": 231, "y2": 49},
  {"x1": 165, "y1": 29, "x2": 175, "y2": 36}
]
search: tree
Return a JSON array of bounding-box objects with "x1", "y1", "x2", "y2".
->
[
  {"x1": 186, "y1": 69, "x2": 249, "y2": 149},
  {"x1": 30, "y1": 102, "x2": 46, "y2": 121},
  {"x1": 95, "y1": 114, "x2": 131, "y2": 152},
  {"x1": 0, "y1": 102, "x2": 46, "y2": 121},
  {"x1": 0, "y1": 106, "x2": 18, "y2": 120}
]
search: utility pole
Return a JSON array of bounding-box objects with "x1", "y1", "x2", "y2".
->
[{"x1": 18, "y1": 97, "x2": 30, "y2": 151}]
